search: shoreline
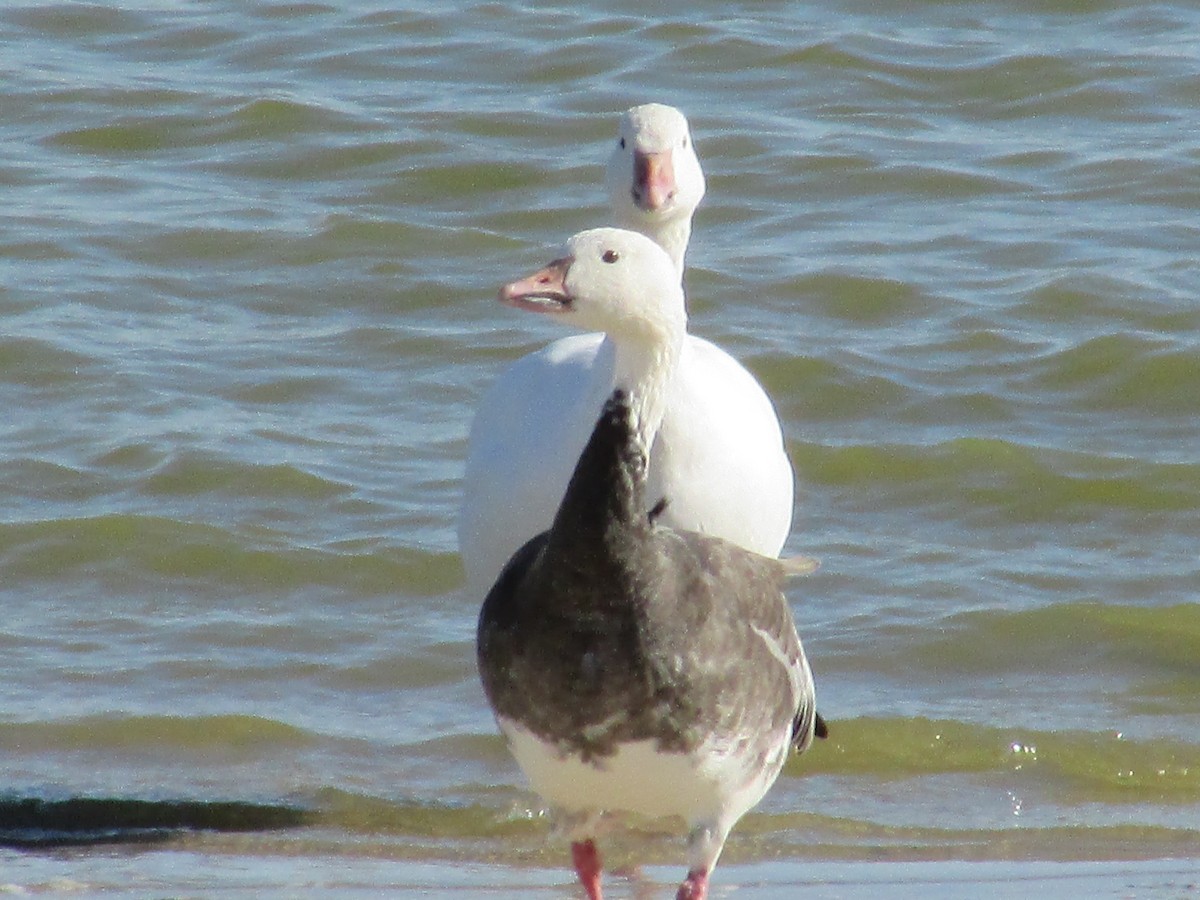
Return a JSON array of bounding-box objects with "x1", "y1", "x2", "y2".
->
[{"x1": 2, "y1": 850, "x2": 1197, "y2": 898}]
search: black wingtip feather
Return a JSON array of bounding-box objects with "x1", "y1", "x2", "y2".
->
[{"x1": 648, "y1": 496, "x2": 669, "y2": 523}]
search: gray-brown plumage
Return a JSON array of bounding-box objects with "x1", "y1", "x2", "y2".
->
[{"x1": 479, "y1": 389, "x2": 818, "y2": 762}]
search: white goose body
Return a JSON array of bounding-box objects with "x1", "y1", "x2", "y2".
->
[{"x1": 459, "y1": 104, "x2": 795, "y2": 596}]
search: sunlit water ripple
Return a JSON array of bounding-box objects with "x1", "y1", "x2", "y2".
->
[{"x1": 1, "y1": 1, "x2": 1197, "y2": 895}]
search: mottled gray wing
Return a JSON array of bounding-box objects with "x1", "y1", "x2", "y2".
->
[{"x1": 646, "y1": 530, "x2": 820, "y2": 754}]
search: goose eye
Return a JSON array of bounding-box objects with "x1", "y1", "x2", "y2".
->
[
  {"x1": 682, "y1": 136, "x2": 689, "y2": 148},
  {"x1": 602, "y1": 250, "x2": 619, "y2": 263}
]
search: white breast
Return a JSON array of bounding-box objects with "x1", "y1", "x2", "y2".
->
[
  {"x1": 460, "y1": 333, "x2": 792, "y2": 596},
  {"x1": 499, "y1": 718, "x2": 793, "y2": 831}
]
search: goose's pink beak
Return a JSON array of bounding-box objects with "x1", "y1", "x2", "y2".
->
[
  {"x1": 499, "y1": 257, "x2": 574, "y2": 314},
  {"x1": 633, "y1": 150, "x2": 676, "y2": 211}
]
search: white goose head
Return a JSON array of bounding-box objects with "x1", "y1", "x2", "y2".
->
[
  {"x1": 499, "y1": 228, "x2": 686, "y2": 438},
  {"x1": 604, "y1": 104, "x2": 706, "y2": 276},
  {"x1": 499, "y1": 228, "x2": 685, "y2": 345}
]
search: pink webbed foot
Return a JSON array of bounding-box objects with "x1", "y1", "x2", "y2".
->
[
  {"x1": 571, "y1": 839, "x2": 603, "y2": 900},
  {"x1": 675, "y1": 868, "x2": 709, "y2": 900}
]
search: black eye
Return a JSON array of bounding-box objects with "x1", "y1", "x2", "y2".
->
[
  {"x1": 602, "y1": 250, "x2": 619, "y2": 263},
  {"x1": 619, "y1": 137, "x2": 626, "y2": 149}
]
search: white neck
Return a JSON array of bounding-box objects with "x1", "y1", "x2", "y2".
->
[
  {"x1": 610, "y1": 328, "x2": 683, "y2": 459},
  {"x1": 613, "y1": 211, "x2": 691, "y2": 282}
]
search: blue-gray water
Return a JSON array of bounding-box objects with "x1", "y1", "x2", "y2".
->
[{"x1": 2, "y1": 1, "x2": 1198, "y2": 896}]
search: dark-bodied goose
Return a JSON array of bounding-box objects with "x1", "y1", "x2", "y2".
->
[
  {"x1": 459, "y1": 104, "x2": 794, "y2": 597},
  {"x1": 476, "y1": 228, "x2": 819, "y2": 900}
]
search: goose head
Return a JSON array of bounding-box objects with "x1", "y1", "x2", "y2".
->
[
  {"x1": 604, "y1": 104, "x2": 706, "y2": 274},
  {"x1": 499, "y1": 227, "x2": 686, "y2": 347}
]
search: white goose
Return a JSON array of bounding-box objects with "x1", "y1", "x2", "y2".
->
[
  {"x1": 459, "y1": 104, "x2": 795, "y2": 595},
  {"x1": 477, "y1": 228, "x2": 819, "y2": 900}
]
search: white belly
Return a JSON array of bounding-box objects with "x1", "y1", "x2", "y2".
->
[{"x1": 499, "y1": 718, "x2": 790, "y2": 828}]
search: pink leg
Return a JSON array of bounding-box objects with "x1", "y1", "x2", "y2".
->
[
  {"x1": 675, "y1": 868, "x2": 709, "y2": 900},
  {"x1": 571, "y1": 839, "x2": 603, "y2": 900}
]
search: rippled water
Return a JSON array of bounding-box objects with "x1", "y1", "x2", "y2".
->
[{"x1": 2, "y1": 1, "x2": 1198, "y2": 895}]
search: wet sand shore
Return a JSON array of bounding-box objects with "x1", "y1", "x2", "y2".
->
[{"x1": 3, "y1": 851, "x2": 1197, "y2": 898}]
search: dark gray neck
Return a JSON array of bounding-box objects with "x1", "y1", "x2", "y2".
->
[{"x1": 543, "y1": 388, "x2": 648, "y2": 570}]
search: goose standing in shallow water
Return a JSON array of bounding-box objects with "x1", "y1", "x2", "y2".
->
[
  {"x1": 459, "y1": 104, "x2": 795, "y2": 596},
  {"x1": 476, "y1": 229, "x2": 819, "y2": 900}
]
